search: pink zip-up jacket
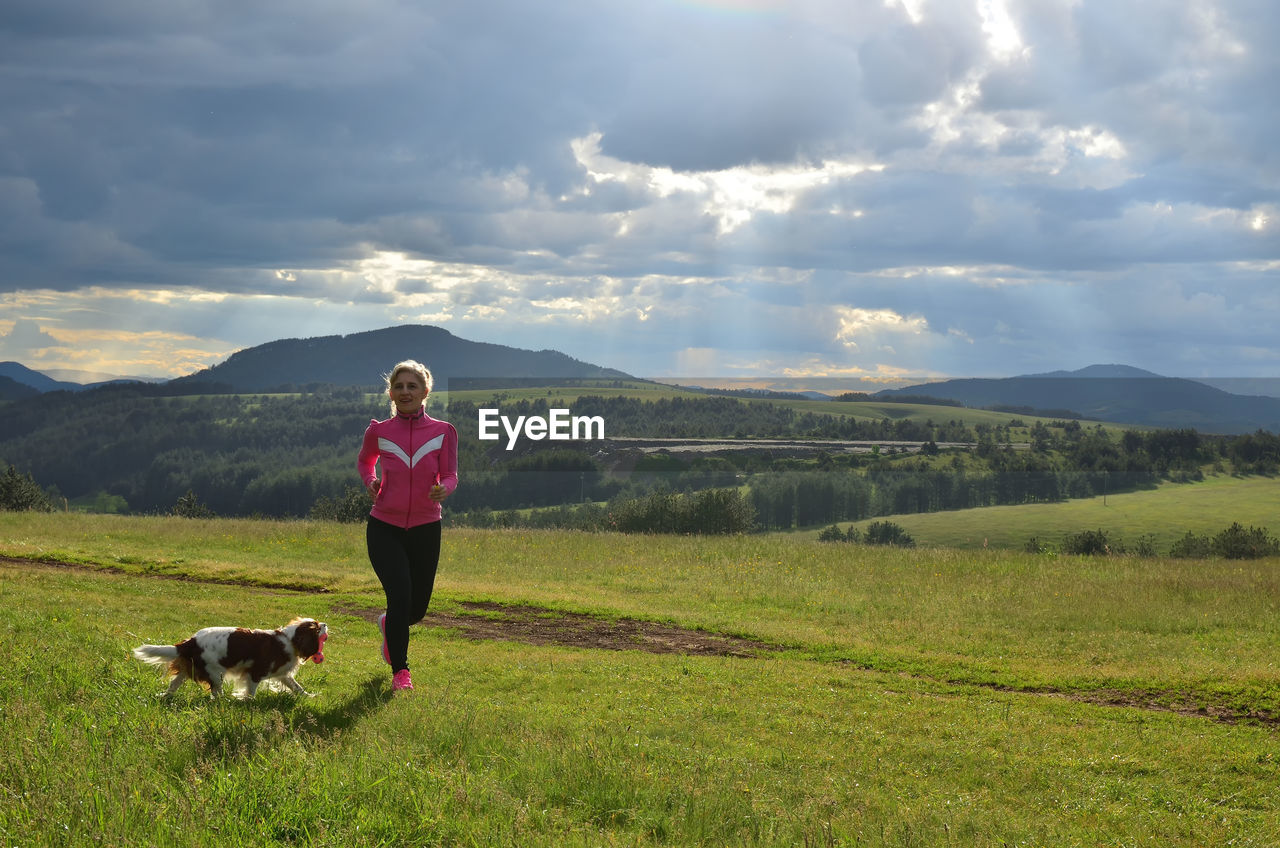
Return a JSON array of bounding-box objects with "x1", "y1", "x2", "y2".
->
[{"x1": 357, "y1": 410, "x2": 459, "y2": 528}]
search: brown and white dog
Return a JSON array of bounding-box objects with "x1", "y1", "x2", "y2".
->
[{"x1": 133, "y1": 617, "x2": 327, "y2": 698}]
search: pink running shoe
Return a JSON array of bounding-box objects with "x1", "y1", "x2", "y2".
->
[
  {"x1": 392, "y1": 669, "x2": 414, "y2": 691},
  {"x1": 378, "y1": 613, "x2": 390, "y2": 665}
]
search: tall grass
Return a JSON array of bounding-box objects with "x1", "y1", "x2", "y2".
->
[
  {"x1": 2, "y1": 512, "x2": 1280, "y2": 845},
  {"x1": 0, "y1": 512, "x2": 370, "y2": 591},
  {"x1": 4, "y1": 511, "x2": 1280, "y2": 694}
]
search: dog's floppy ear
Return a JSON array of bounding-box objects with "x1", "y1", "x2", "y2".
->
[{"x1": 289, "y1": 619, "x2": 325, "y2": 659}]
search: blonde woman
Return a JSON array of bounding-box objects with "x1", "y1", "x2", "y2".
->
[{"x1": 356, "y1": 360, "x2": 458, "y2": 691}]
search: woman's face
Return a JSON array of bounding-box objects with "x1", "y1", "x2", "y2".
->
[{"x1": 389, "y1": 370, "x2": 428, "y2": 415}]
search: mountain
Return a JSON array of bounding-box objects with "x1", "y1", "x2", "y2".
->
[
  {"x1": 0, "y1": 375, "x2": 41, "y2": 402},
  {"x1": 41, "y1": 368, "x2": 166, "y2": 386},
  {"x1": 0, "y1": 361, "x2": 162, "y2": 394},
  {"x1": 1025, "y1": 364, "x2": 1163, "y2": 380},
  {"x1": 875, "y1": 364, "x2": 1280, "y2": 433},
  {"x1": 168, "y1": 324, "x2": 634, "y2": 392},
  {"x1": 0, "y1": 362, "x2": 81, "y2": 393},
  {"x1": 1193, "y1": 378, "x2": 1280, "y2": 400}
]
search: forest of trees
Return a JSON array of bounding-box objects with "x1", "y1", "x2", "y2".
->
[
  {"x1": 2, "y1": 382, "x2": 1279, "y2": 532},
  {"x1": 0, "y1": 384, "x2": 372, "y2": 516}
]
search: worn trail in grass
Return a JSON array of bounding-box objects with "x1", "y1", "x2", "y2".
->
[
  {"x1": 3, "y1": 513, "x2": 1280, "y2": 845},
  {"x1": 3, "y1": 558, "x2": 1279, "y2": 847},
  {"x1": 7, "y1": 551, "x2": 1280, "y2": 728},
  {"x1": 4, "y1": 511, "x2": 1280, "y2": 718}
]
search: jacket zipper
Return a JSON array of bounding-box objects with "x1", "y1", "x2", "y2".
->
[{"x1": 405, "y1": 415, "x2": 415, "y2": 528}]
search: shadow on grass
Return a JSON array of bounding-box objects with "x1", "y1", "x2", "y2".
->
[
  {"x1": 306, "y1": 674, "x2": 394, "y2": 734},
  {"x1": 190, "y1": 675, "x2": 392, "y2": 762}
]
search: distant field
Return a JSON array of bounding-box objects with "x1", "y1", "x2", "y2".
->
[
  {"x1": 751, "y1": 397, "x2": 1116, "y2": 431},
  {"x1": 161, "y1": 379, "x2": 1127, "y2": 438},
  {"x1": 443, "y1": 379, "x2": 1114, "y2": 432},
  {"x1": 2, "y1": 512, "x2": 1278, "y2": 845},
  {"x1": 443, "y1": 379, "x2": 697, "y2": 406},
  {"x1": 823, "y1": 473, "x2": 1280, "y2": 552}
]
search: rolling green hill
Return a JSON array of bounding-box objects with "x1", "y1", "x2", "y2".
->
[
  {"x1": 878, "y1": 364, "x2": 1280, "y2": 433},
  {"x1": 827, "y1": 474, "x2": 1280, "y2": 552}
]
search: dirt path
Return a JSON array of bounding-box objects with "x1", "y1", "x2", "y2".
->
[
  {"x1": 5, "y1": 555, "x2": 1275, "y2": 726},
  {"x1": 339, "y1": 600, "x2": 778, "y2": 658}
]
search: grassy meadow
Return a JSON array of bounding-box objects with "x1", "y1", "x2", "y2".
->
[
  {"x1": 833, "y1": 473, "x2": 1280, "y2": 552},
  {"x1": 2, "y1": 511, "x2": 1279, "y2": 846}
]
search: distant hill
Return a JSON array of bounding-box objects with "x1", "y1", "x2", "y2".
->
[
  {"x1": 1025, "y1": 364, "x2": 1163, "y2": 380},
  {"x1": 41, "y1": 368, "x2": 166, "y2": 386},
  {"x1": 1194, "y1": 378, "x2": 1280, "y2": 399},
  {"x1": 0, "y1": 361, "x2": 164, "y2": 395},
  {"x1": 0, "y1": 374, "x2": 41, "y2": 402},
  {"x1": 0, "y1": 362, "x2": 80, "y2": 393},
  {"x1": 875, "y1": 364, "x2": 1280, "y2": 434},
  {"x1": 168, "y1": 325, "x2": 634, "y2": 392}
]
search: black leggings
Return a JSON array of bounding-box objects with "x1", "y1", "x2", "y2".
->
[{"x1": 366, "y1": 517, "x2": 442, "y2": 672}]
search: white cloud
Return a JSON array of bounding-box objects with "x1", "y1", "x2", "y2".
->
[
  {"x1": 571, "y1": 132, "x2": 883, "y2": 235},
  {"x1": 979, "y1": 0, "x2": 1028, "y2": 62},
  {"x1": 834, "y1": 307, "x2": 931, "y2": 351},
  {"x1": 0, "y1": 319, "x2": 59, "y2": 356}
]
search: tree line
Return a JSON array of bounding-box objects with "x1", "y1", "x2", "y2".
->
[
  {"x1": 448, "y1": 396, "x2": 980, "y2": 446},
  {"x1": 2, "y1": 383, "x2": 1279, "y2": 526},
  {"x1": 0, "y1": 384, "x2": 376, "y2": 516}
]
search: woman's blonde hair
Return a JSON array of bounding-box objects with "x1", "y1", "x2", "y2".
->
[{"x1": 384, "y1": 359, "x2": 433, "y2": 416}]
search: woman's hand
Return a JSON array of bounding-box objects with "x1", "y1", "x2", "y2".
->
[
  {"x1": 429, "y1": 484, "x2": 450, "y2": 502},
  {"x1": 365, "y1": 478, "x2": 381, "y2": 497}
]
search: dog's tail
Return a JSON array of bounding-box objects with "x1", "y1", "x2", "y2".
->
[{"x1": 132, "y1": 644, "x2": 179, "y2": 666}]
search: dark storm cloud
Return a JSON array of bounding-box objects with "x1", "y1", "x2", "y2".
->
[{"x1": 0, "y1": 0, "x2": 1276, "y2": 379}]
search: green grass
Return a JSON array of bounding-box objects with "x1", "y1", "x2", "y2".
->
[
  {"x1": 2, "y1": 513, "x2": 1280, "y2": 846},
  {"x1": 828, "y1": 473, "x2": 1280, "y2": 552},
  {"x1": 0, "y1": 512, "x2": 369, "y2": 592}
]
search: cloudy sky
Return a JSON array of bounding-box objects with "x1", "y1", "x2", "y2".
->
[{"x1": 1, "y1": 0, "x2": 1276, "y2": 387}]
